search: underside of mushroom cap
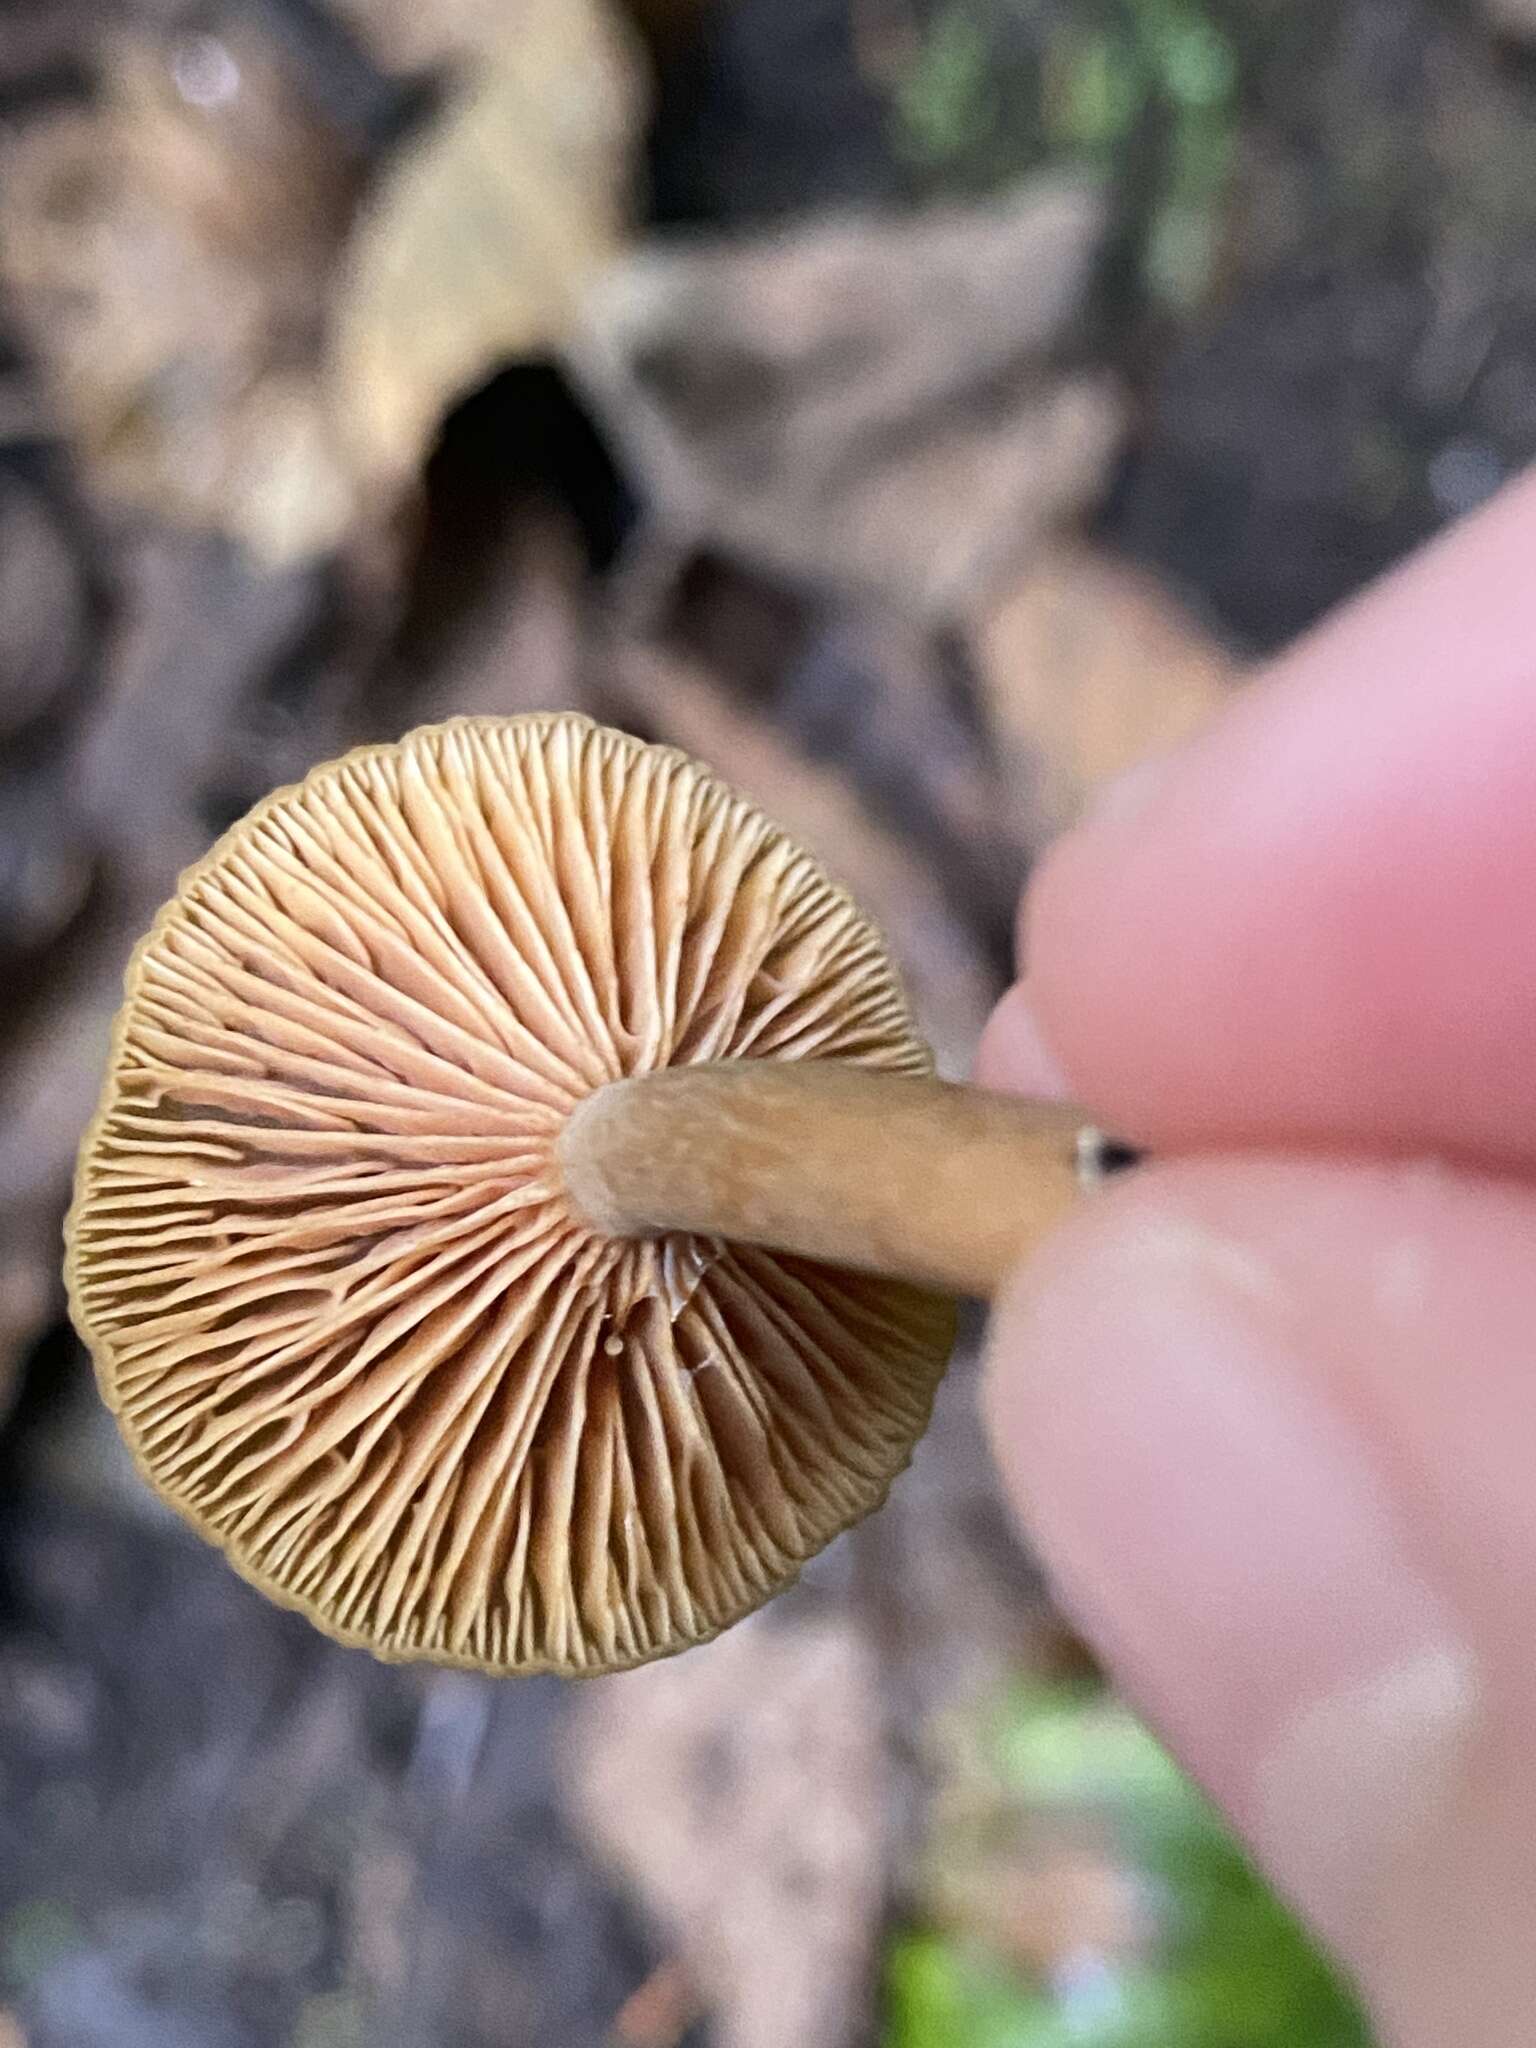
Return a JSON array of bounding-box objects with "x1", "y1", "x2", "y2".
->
[{"x1": 65, "y1": 714, "x2": 955, "y2": 1675}]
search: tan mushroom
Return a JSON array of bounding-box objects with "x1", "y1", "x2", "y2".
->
[{"x1": 65, "y1": 713, "x2": 1103, "y2": 1675}]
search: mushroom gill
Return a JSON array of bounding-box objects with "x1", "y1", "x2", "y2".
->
[{"x1": 65, "y1": 713, "x2": 955, "y2": 1674}]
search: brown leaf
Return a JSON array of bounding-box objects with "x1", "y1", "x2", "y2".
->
[
  {"x1": 0, "y1": 475, "x2": 89, "y2": 742},
  {"x1": 0, "y1": 1228, "x2": 49, "y2": 1427},
  {"x1": 0, "y1": 940, "x2": 132, "y2": 1415},
  {"x1": 611, "y1": 1960, "x2": 701, "y2": 2048},
  {"x1": 328, "y1": 0, "x2": 645, "y2": 495},
  {"x1": 392, "y1": 502, "x2": 590, "y2": 728},
  {"x1": 850, "y1": 1358, "x2": 1062, "y2": 1742},
  {"x1": 0, "y1": 28, "x2": 360, "y2": 563},
  {"x1": 328, "y1": 0, "x2": 516, "y2": 74},
  {"x1": 1483, "y1": 0, "x2": 1536, "y2": 40},
  {"x1": 77, "y1": 536, "x2": 336, "y2": 885},
  {"x1": 0, "y1": 770, "x2": 93, "y2": 971},
  {"x1": 969, "y1": 541, "x2": 1239, "y2": 845},
  {"x1": 109, "y1": 31, "x2": 357, "y2": 274},
  {"x1": 569, "y1": 1615, "x2": 886, "y2": 2048},
  {"x1": 649, "y1": 565, "x2": 1020, "y2": 923},
  {"x1": 568, "y1": 177, "x2": 1122, "y2": 616},
  {"x1": 772, "y1": 612, "x2": 1025, "y2": 934},
  {"x1": 0, "y1": 372, "x2": 47, "y2": 448},
  {"x1": 0, "y1": 536, "x2": 346, "y2": 1412},
  {"x1": 607, "y1": 640, "x2": 999, "y2": 1075}
]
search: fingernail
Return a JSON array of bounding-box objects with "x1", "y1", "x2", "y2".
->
[{"x1": 985, "y1": 1205, "x2": 1478, "y2": 1946}]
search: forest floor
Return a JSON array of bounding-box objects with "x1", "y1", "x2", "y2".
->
[{"x1": 1, "y1": 2, "x2": 1533, "y2": 2044}]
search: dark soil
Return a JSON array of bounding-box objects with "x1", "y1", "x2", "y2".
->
[{"x1": 1112, "y1": 0, "x2": 1536, "y2": 648}]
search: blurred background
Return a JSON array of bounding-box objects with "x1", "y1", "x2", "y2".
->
[{"x1": 2, "y1": 0, "x2": 1533, "y2": 2041}]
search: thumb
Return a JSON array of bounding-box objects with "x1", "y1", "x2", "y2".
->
[{"x1": 985, "y1": 1151, "x2": 1536, "y2": 2046}]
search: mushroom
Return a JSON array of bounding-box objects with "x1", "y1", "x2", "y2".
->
[{"x1": 65, "y1": 713, "x2": 1106, "y2": 1675}]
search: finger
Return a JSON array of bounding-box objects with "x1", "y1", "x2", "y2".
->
[
  {"x1": 976, "y1": 983, "x2": 1071, "y2": 1097},
  {"x1": 1016, "y1": 467, "x2": 1536, "y2": 1167},
  {"x1": 985, "y1": 1153, "x2": 1536, "y2": 2044}
]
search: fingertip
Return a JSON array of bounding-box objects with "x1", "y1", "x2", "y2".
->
[
  {"x1": 976, "y1": 983, "x2": 1072, "y2": 1097},
  {"x1": 1008, "y1": 474, "x2": 1536, "y2": 1166}
]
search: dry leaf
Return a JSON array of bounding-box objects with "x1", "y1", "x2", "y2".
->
[
  {"x1": 570, "y1": 1615, "x2": 886, "y2": 2048},
  {"x1": 0, "y1": 768, "x2": 93, "y2": 970},
  {"x1": 0, "y1": 536, "x2": 340, "y2": 1410},
  {"x1": 774, "y1": 612, "x2": 1024, "y2": 933},
  {"x1": 393, "y1": 501, "x2": 590, "y2": 728},
  {"x1": 0, "y1": 29, "x2": 359, "y2": 563},
  {"x1": 851, "y1": 1358, "x2": 1062, "y2": 1741},
  {"x1": 77, "y1": 537, "x2": 334, "y2": 884},
  {"x1": 568, "y1": 176, "x2": 1122, "y2": 617},
  {"x1": 0, "y1": 951, "x2": 129, "y2": 1416},
  {"x1": 0, "y1": 1226, "x2": 48, "y2": 1426},
  {"x1": 110, "y1": 31, "x2": 356, "y2": 272},
  {"x1": 0, "y1": 476, "x2": 90, "y2": 741},
  {"x1": 329, "y1": 0, "x2": 645, "y2": 495},
  {"x1": 0, "y1": 372, "x2": 47, "y2": 447},
  {"x1": 328, "y1": 0, "x2": 515, "y2": 73},
  {"x1": 970, "y1": 540, "x2": 1238, "y2": 844},
  {"x1": 608, "y1": 640, "x2": 998, "y2": 1076},
  {"x1": 611, "y1": 1960, "x2": 701, "y2": 2048},
  {"x1": 1483, "y1": 0, "x2": 1536, "y2": 39}
]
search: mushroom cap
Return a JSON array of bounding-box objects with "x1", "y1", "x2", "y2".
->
[{"x1": 65, "y1": 714, "x2": 955, "y2": 1674}]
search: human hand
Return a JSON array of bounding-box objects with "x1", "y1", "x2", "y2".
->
[{"x1": 980, "y1": 468, "x2": 1536, "y2": 2046}]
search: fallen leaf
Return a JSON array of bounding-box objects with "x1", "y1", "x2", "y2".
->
[
  {"x1": 651, "y1": 564, "x2": 1022, "y2": 931},
  {"x1": 568, "y1": 176, "x2": 1122, "y2": 617},
  {"x1": 110, "y1": 30, "x2": 357, "y2": 274},
  {"x1": 611, "y1": 1959, "x2": 701, "y2": 2048},
  {"x1": 389, "y1": 501, "x2": 590, "y2": 729},
  {"x1": 849, "y1": 1357, "x2": 1064, "y2": 1742},
  {"x1": 328, "y1": 0, "x2": 518, "y2": 74},
  {"x1": 0, "y1": 373, "x2": 47, "y2": 448},
  {"x1": 969, "y1": 540, "x2": 1238, "y2": 844},
  {"x1": 1483, "y1": 0, "x2": 1536, "y2": 40},
  {"x1": 0, "y1": 954, "x2": 126, "y2": 1422},
  {"x1": 569, "y1": 1614, "x2": 886, "y2": 2048},
  {"x1": 0, "y1": 767, "x2": 93, "y2": 972},
  {"x1": 329, "y1": 0, "x2": 645, "y2": 495},
  {"x1": 0, "y1": 537, "x2": 343, "y2": 1406},
  {"x1": 76, "y1": 536, "x2": 335, "y2": 885},
  {"x1": 0, "y1": 1229, "x2": 48, "y2": 1428},
  {"x1": 0, "y1": 28, "x2": 360, "y2": 563},
  {"x1": 0, "y1": 474, "x2": 91, "y2": 742},
  {"x1": 606, "y1": 639, "x2": 998, "y2": 1075},
  {"x1": 774, "y1": 611, "x2": 1024, "y2": 935}
]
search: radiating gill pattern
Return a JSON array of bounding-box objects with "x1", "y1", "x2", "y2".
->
[{"x1": 66, "y1": 715, "x2": 955, "y2": 1674}]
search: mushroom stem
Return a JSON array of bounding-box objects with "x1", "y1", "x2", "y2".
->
[{"x1": 558, "y1": 1063, "x2": 1128, "y2": 1299}]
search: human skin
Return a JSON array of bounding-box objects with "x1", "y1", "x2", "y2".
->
[{"x1": 979, "y1": 466, "x2": 1536, "y2": 2046}]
